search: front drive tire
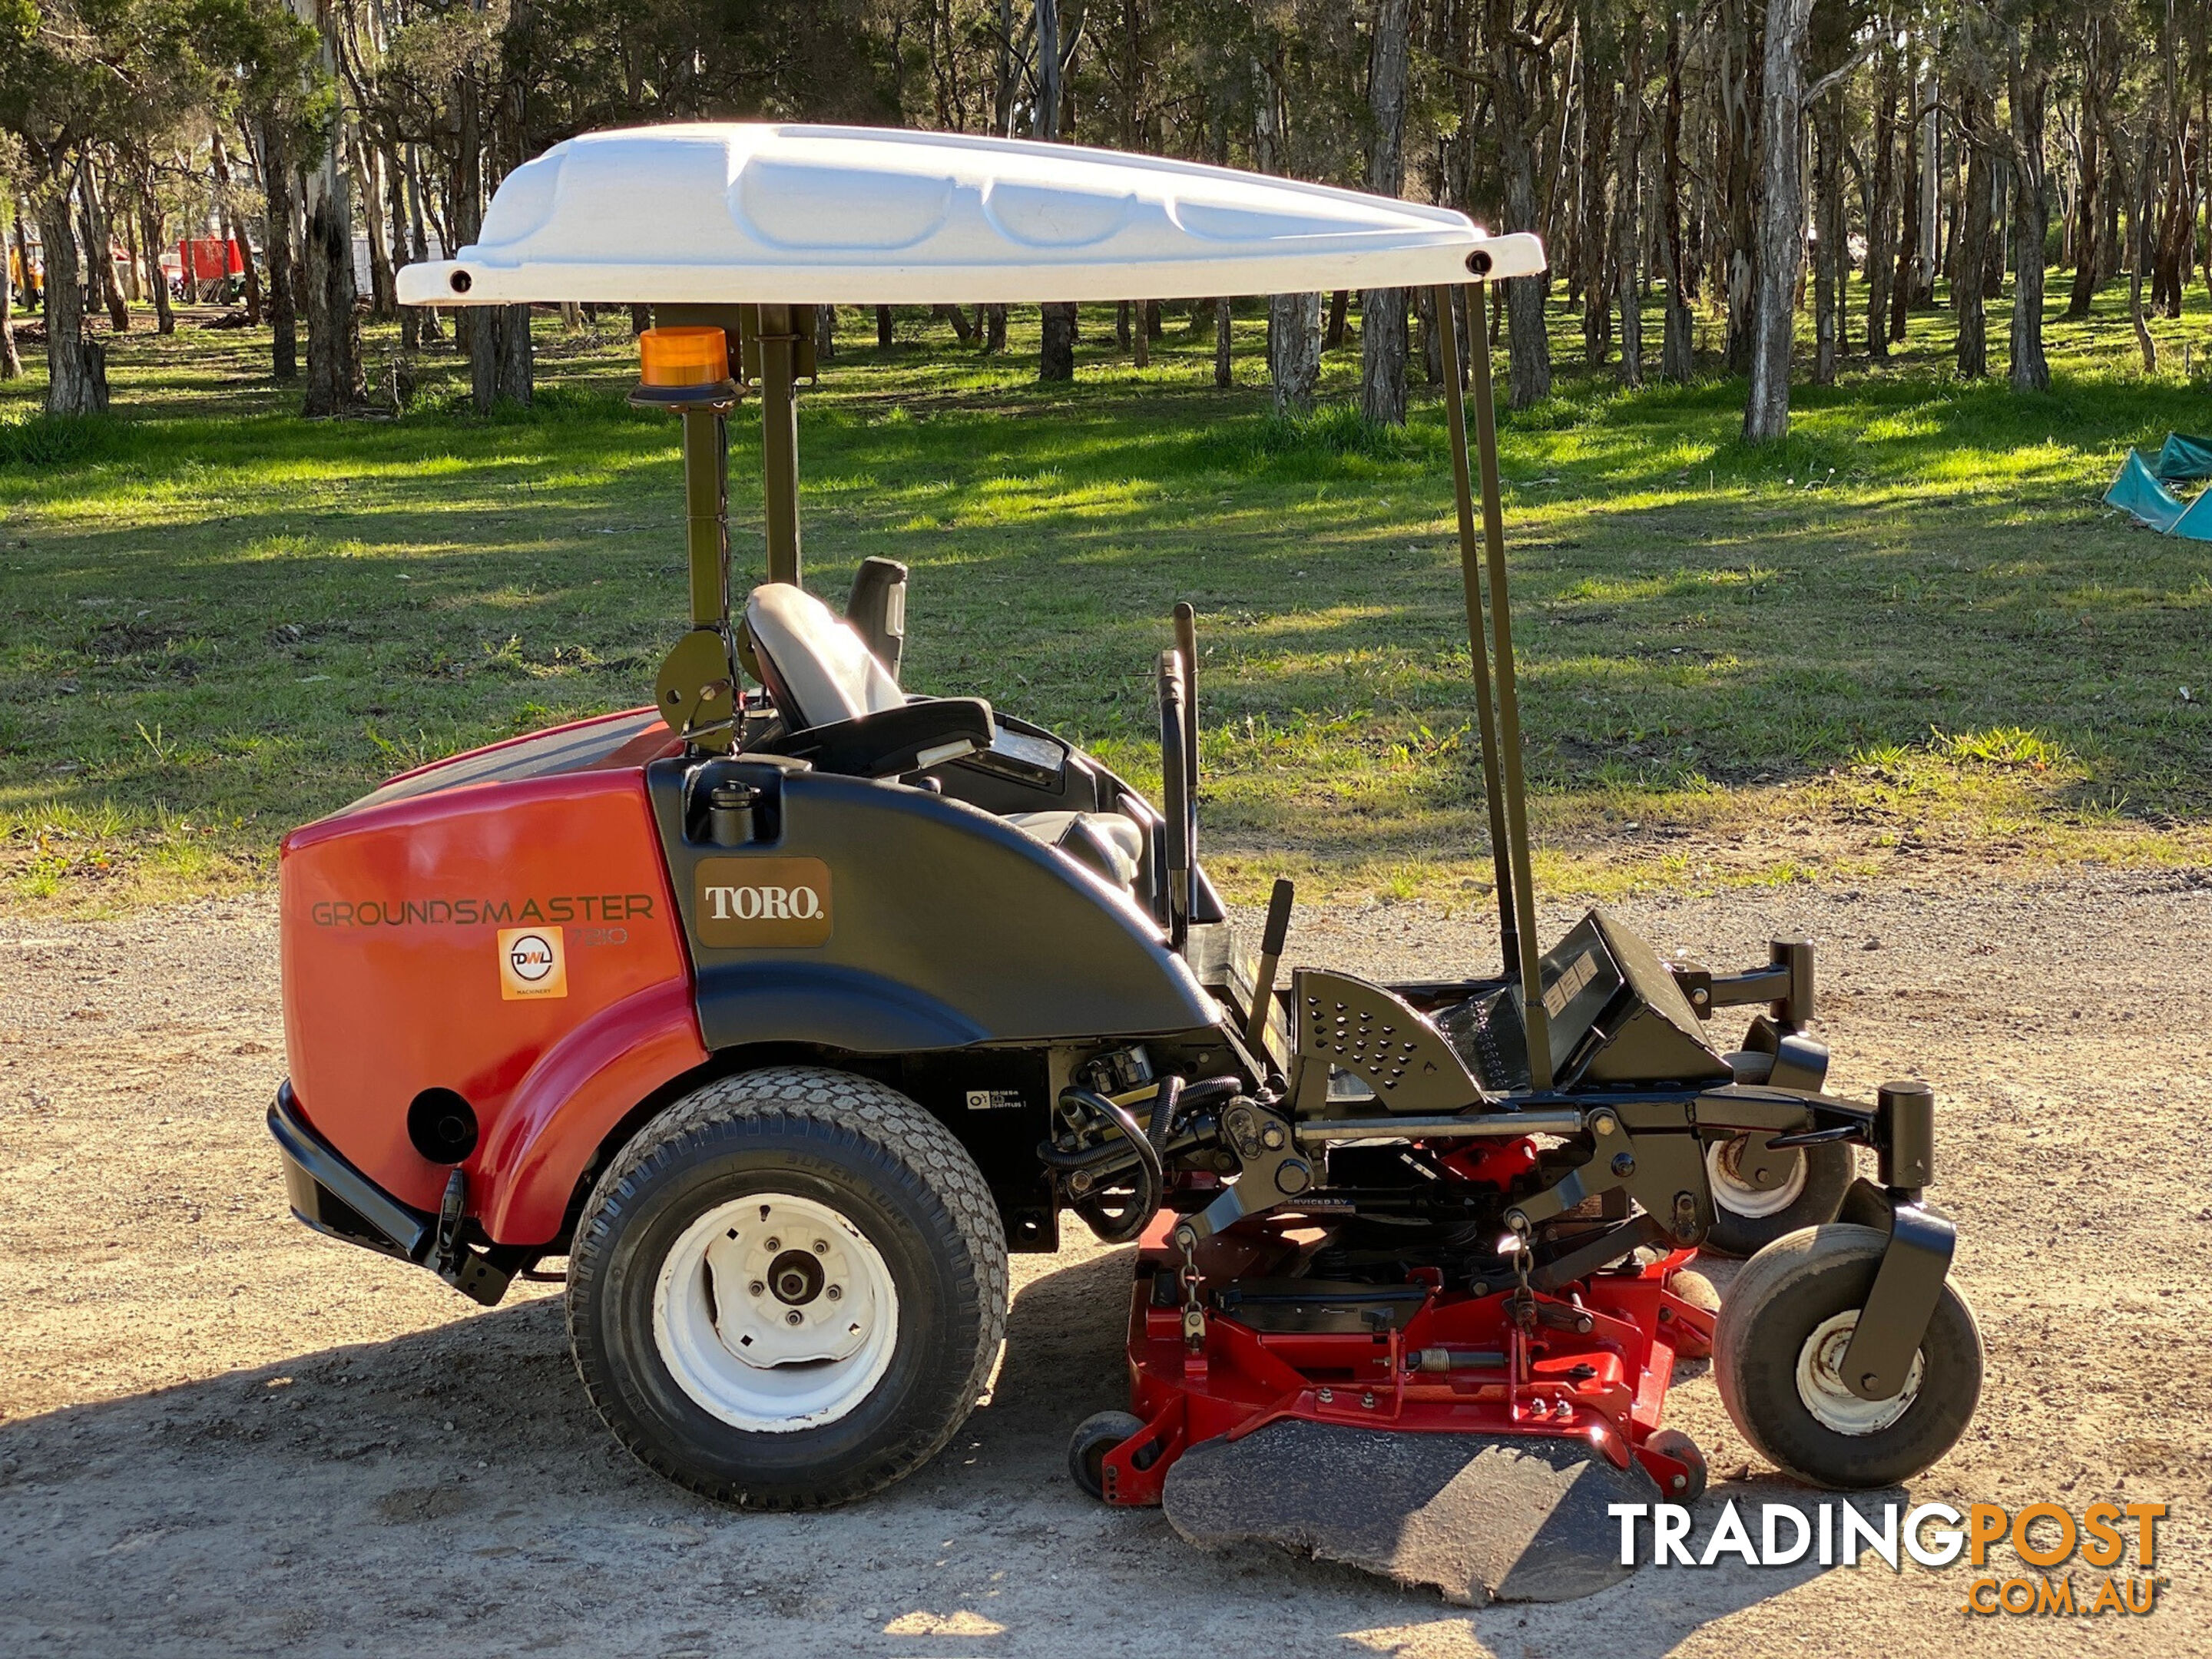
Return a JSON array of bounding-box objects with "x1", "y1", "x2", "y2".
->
[
  {"x1": 1714, "y1": 1223, "x2": 1982, "y2": 1490},
  {"x1": 567, "y1": 1066, "x2": 1008, "y2": 1508}
]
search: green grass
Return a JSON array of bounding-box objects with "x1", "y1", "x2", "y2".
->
[{"x1": 4, "y1": 276, "x2": 2211, "y2": 914}]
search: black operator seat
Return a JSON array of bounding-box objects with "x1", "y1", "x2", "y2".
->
[{"x1": 741, "y1": 582, "x2": 1145, "y2": 889}]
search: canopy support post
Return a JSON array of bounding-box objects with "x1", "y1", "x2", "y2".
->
[
  {"x1": 1464, "y1": 279, "x2": 1551, "y2": 1090},
  {"x1": 1432, "y1": 286, "x2": 1518, "y2": 985},
  {"x1": 755, "y1": 302, "x2": 803, "y2": 587},
  {"x1": 680, "y1": 409, "x2": 730, "y2": 631}
]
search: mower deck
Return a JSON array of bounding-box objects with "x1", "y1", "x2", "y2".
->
[{"x1": 1098, "y1": 1208, "x2": 1714, "y2": 1508}]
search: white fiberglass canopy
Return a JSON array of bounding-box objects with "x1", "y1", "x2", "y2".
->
[{"x1": 396, "y1": 123, "x2": 1545, "y2": 309}]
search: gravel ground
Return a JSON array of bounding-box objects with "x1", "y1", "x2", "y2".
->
[{"x1": 2, "y1": 871, "x2": 2207, "y2": 1657}]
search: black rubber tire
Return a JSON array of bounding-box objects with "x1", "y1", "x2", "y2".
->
[
  {"x1": 567, "y1": 1066, "x2": 1008, "y2": 1508},
  {"x1": 1068, "y1": 1409, "x2": 1147, "y2": 1500},
  {"x1": 1644, "y1": 1428, "x2": 1708, "y2": 1502},
  {"x1": 1702, "y1": 1135, "x2": 1854, "y2": 1259},
  {"x1": 1714, "y1": 1224, "x2": 1982, "y2": 1490}
]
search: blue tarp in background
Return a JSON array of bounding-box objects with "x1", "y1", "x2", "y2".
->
[{"x1": 2104, "y1": 435, "x2": 2212, "y2": 541}]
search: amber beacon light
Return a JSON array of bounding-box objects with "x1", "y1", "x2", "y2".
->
[{"x1": 632, "y1": 326, "x2": 739, "y2": 409}]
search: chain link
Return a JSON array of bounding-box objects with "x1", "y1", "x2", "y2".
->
[{"x1": 1177, "y1": 1226, "x2": 1207, "y2": 1353}]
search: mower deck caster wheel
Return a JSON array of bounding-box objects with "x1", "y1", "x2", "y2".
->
[
  {"x1": 1714, "y1": 1224, "x2": 1983, "y2": 1490},
  {"x1": 1068, "y1": 1410, "x2": 1147, "y2": 1501},
  {"x1": 566, "y1": 1067, "x2": 1008, "y2": 1509},
  {"x1": 1702, "y1": 1134, "x2": 1853, "y2": 1258},
  {"x1": 1644, "y1": 1429, "x2": 1707, "y2": 1502}
]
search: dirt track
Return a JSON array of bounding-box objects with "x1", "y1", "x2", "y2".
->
[{"x1": 2, "y1": 872, "x2": 2208, "y2": 1657}]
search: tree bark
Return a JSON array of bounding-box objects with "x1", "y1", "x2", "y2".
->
[
  {"x1": 1660, "y1": 9, "x2": 1696, "y2": 381},
  {"x1": 498, "y1": 306, "x2": 533, "y2": 406},
  {"x1": 1866, "y1": 35, "x2": 1899, "y2": 359},
  {"x1": 1360, "y1": 0, "x2": 1412, "y2": 426},
  {"x1": 1268, "y1": 293, "x2": 1322, "y2": 412},
  {"x1": 137, "y1": 181, "x2": 174, "y2": 337},
  {"x1": 1490, "y1": 0, "x2": 1552, "y2": 406},
  {"x1": 1214, "y1": 296, "x2": 1232, "y2": 386},
  {"x1": 0, "y1": 198, "x2": 20, "y2": 379},
  {"x1": 815, "y1": 303, "x2": 837, "y2": 360},
  {"x1": 81, "y1": 164, "x2": 129, "y2": 332},
  {"x1": 1742, "y1": 0, "x2": 1813, "y2": 442},
  {"x1": 1324, "y1": 289, "x2": 1349, "y2": 349},
  {"x1": 2065, "y1": 15, "x2": 2108, "y2": 318},
  {"x1": 2007, "y1": 18, "x2": 2051, "y2": 392},
  {"x1": 1614, "y1": 19, "x2": 1646, "y2": 388},
  {"x1": 1039, "y1": 303, "x2": 1076, "y2": 382},
  {"x1": 259, "y1": 115, "x2": 300, "y2": 379},
  {"x1": 1955, "y1": 75, "x2": 1995, "y2": 379},
  {"x1": 1720, "y1": 0, "x2": 1763, "y2": 375},
  {"x1": 300, "y1": 0, "x2": 366, "y2": 417},
  {"x1": 353, "y1": 137, "x2": 395, "y2": 320},
  {"x1": 1577, "y1": 0, "x2": 1618, "y2": 369},
  {"x1": 38, "y1": 190, "x2": 108, "y2": 416}
]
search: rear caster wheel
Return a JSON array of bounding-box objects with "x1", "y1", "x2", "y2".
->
[
  {"x1": 1701, "y1": 1134, "x2": 1852, "y2": 1258},
  {"x1": 1068, "y1": 1410, "x2": 1147, "y2": 1500},
  {"x1": 567, "y1": 1067, "x2": 1008, "y2": 1508},
  {"x1": 1644, "y1": 1428, "x2": 1707, "y2": 1502},
  {"x1": 1714, "y1": 1224, "x2": 1982, "y2": 1489}
]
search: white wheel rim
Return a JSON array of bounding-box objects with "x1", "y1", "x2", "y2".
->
[
  {"x1": 1794, "y1": 1310, "x2": 1923, "y2": 1435},
  {"x1": 1707, "y1": 1134, "x2": 1808, "y2": 1220},
  {"x1": 652, "y1": 1192, "x2": 900, "y2": 1433}
]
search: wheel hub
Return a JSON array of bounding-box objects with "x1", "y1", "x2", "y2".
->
[
  {"x1": 1795, "y1": 1310, "x2": 1922, "y2": 1435},
  {"x1": 652, "y1": 1192, "x2": 899, "y2": 1432},
  {"x1": 1707, "y1": 1135, "x2": 1808, "y2": 1219}
]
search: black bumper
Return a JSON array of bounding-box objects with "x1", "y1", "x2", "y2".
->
[
  {"x1": 270, "y1": 1081, "x2": 435, "y2": 1263},
  {"x1": 268, "y1": 1082, "x2": 520, "y2": 1305}
]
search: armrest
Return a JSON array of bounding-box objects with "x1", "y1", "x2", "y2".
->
[{"x1": 761, "y1": 697, "x2": 995, "y2": 780}]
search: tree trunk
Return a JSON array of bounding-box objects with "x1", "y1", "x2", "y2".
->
[
  {"x1": 387, "y1": 145, "x2": 419, "y2": 350},
  {"x1": 1324, "y1": 289, "x2": 1348, "y2": 349},
  {"x1": 0, "y1": 198, "x2": 20, "y2": 379},
  {"x1": 815, "y1": 303, "x2": 836, "y2": 360},
  {"x1": 1268, "y1": 293, "x2": 1322, "y2": 412},
  {"x1": 2065, "y1": 18, "x2": 2106, "y2": 319},
  {"x1": 1955, "y1": 78, "x2": 1995, "y2": 379},
  {"x1": 211, "y1": 131, "x2": 262, "y2": 326},
  {"x1": 984, "y1": 304, "x2": 1006, "y2": 353},
  {"x1": 1742, "y1": 0, "x2": 1813, "y2": 442},
  {"x1": 1660, "y1": 9, "x2": 1696, "y2": 381},
  {"x1": 137, "y1": 183, "x2": 174, "y2": 337},
  {"x1": 1866, "y1": 37, "x2": 1899, "y2": 359},
  {"x1": 38, "y1": 190, "x2": 108, "y2": 416},
  {"x1": 1490, "y1": 0, "x2": 1552, "y2": 406},
  {"x1": 1720, "y1": 0, "x2": 1763, "y2": 375},
  {"x1": 300, "y1": 0, "x2": 366, "y2": 418},
  {"x1": 353, "y1": 138, "x2": 396, "y2": 320},
  {"x1": 1132, "y1": 303, "x2": 1149, "y2": 368},
  {"x1": 1416, "y1": 286, "x2": 1442, "y2": 386},
  {"x1": 1039, "y1": 303, "x2": 1076, "y2": 382},
  {"x1": 1614, "y1": 20, "x2": 1646, "y2": 388},
  {"x1": 2128, "y1": 134, "x2": 2157, "y2": 372},
  {"x1": 1214, "y1": 296, "x2": 1232, "y2": 387},
  {"x1": 498, "y1": 306, "x2": 532, "y2": 406},
  {"x1": 82, "y1": 165, "x2": 129, "y2": 332},
  {"x1": 1363, "y1": 0, "x2": 1412, "y2": 426},
  {"x1": 2007, "y1": 19, "x2": 2051, "y2": 392},
  {"x1": 1577, "y1": 0, "x2": 1618, "y2": 369},
  {"x1": 259, "y1": 114, "x2": 300, "y2": 379}
]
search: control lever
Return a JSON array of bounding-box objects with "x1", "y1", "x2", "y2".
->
[
  {"x1": 1172, "y1": 601, "x2": 1199, "y2": 796},
  {"x1": 1244, "y1": 878, "x2": 1295, "y2": 1052}
]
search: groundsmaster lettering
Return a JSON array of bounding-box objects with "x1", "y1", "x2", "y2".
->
[{"x1": 309, "y1": 893, "x2": 657, "y2": 927}]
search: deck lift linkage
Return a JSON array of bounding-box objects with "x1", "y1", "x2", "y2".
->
[{"x1": 267, "y1": 125, "x2": 1982, "y2": 1603}]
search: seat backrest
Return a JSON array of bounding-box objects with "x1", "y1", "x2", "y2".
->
[{"x1": 744, "y1": 581, "x2": 905, "y2": 730}]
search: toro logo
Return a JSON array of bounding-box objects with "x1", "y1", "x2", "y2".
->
[
  {"x1": 497, "y1": 926, "x2": 568, "y2": 1000},
  {"x1": 694, "y1": 856, "x2": 833, "y2": 949}
]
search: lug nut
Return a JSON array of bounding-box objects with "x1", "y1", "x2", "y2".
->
[
  {"x1": 748, "y1": 1280, "x2": 766, "y2": 1296},
  {"x1": 826, "y1": 1286, "x2": 842, "y2": 1301},
  {"x1": 785, "y1": 1310, "x2": 804, "y2": 1326},
  {"x1": 812, "y1": 1238, "x2": 830, "y2": 1254}
]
